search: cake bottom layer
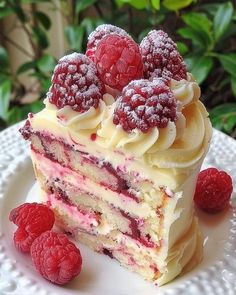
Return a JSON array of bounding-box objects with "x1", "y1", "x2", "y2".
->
[{"x1": 40, "y1": 188, "x2": 203, "y2": 286}]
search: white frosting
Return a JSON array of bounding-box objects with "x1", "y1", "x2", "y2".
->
[
  {"x1": 28, "y1": 72, "x2": 212, "y2": 285},
  {"x1": 40, "y1": 73, "x2": 211, "y2": 170},
  {"x1": 170, "y1": 73, "x2": 200, "y2": 107},
  {"x1": 56, "y1": 100, "x2": 106, "y2": 130}
]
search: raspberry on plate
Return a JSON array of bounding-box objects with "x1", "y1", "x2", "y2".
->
[
  {"x1": 194, "y1": 168, "x2": 233, "y2": 213},
  {"x1": 94, "y1": 34, "x2": 144, "y2": 91},
  {"x1": 9, "y1": 203, "x2": 55, "y2": 253},
  {"x1": 47, "y1": 52, "x2": 104, "y2": 112},
  {"x1": 140, "y1": 30, "x2": 187, "y2": 81},
  {"x1": 86, "y1": 24, "x2": 130, "y2": 62},
  {"x1": 113, "y1": 78, "x2": 177, "y2": 133},
  {"x1": 31, "y1": 231, "x2": 82, "y2": 285}
]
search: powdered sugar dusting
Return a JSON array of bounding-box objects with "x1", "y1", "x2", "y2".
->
[
  {"x1": 113, "y1": 78, "x2": 177, "y2": 133},
  {"x1": 140, "y1": 30, "x2": 187, "y2": 81},
  {"x1": 87, "y1": 24, "x2": 130, "y2": 49},
  {"x1": 47, "y1": 53, "x2": 104, "y2": 112}
]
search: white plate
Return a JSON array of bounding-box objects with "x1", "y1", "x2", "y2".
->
[{"x1": 0, "y1": 123, "x2": 236, "y2": 295}]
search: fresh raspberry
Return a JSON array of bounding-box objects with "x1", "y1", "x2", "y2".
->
[
  {"x1": 9, "y1": 203, "x2": 55, "y2": 252},
  {"x1": 113, "y1": 78, "x2": 177, "y2": 133},
  {"x1": 13, "y1": 227, "x2": 37, "y2": 253},
  {"x1": 86, "y1": 24, "x2": 130, "y2": 62},
  {"x1": 47, "y1": 53, "x2": 104, "y2": 112},
  {"x1": 140, "y1": 30, "x2": 187, "y2": 81},
  {"x1": 31, "y1": 231, "x2": 82, "y2": 285},
  {"x1": 194, "y1": 168, "x2": 233, "y2": 213},
  {"x1": 94, "y1": 34, "x2": 143, "y2": 91}
]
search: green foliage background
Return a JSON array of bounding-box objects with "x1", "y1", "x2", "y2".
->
[{"x1": 0, "y1": 0, "x2": 236, "y2": 138}]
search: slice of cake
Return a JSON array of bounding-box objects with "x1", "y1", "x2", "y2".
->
[{"x1": 20, "y1": 25, "x2": 212, "y2": 286}]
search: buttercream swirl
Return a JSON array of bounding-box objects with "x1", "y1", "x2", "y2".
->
[
  {"x1": 44, "y1": 98, "x2": 106, "y2": 131},
  {"x1": 43, "y1": 73, "x2": 212, "y2": 168},
  {"x1": 97, "y1": 72, "x2": 211, "y2": 166},
  {"x1": 170, "y1": 73, "x2": 200, "y2": 107}
]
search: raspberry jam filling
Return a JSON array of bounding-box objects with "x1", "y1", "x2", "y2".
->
[
  {"x1": 22, "y1": 125, "x2": 140, "y2": 203},
  {"x1": 102, "y1": 248, "x2": 114, "y2": 259},
  {"x1": 48, "y1": 185, "x2": 101, "y2": 228},
  {"x1": 47, "y1": 179, "x2": 155, "y2": 248},
  {"x1": 120, "y1": 210, "x2": 155, "y2": 248}
]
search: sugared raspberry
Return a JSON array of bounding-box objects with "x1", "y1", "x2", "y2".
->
[
  {"x1": 86, "y1": 24, "x2": 130, "y2": 61},
  {"x1": 47, "y1": 53, "x2": 104, "y2": 112},
  {"x1": 9, "y1": 203, "x2": 55, "y2": 252},
  {"x1": 113, "y1": 78, "x2": 177, "y2": 133},
  {"x1": 194, "y1": 168, "x2": 233, "y2": 213},
  {"x1": 140, "y1": 30, "x2": 187, "y2": 81},
  {"x1": 31, "y1": 231, "x2": 82, "y2": 285},
  {"x1": 94, "y1": 34, "x2": 143, "y2": 91}
]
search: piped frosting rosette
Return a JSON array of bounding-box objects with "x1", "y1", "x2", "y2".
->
[
  {"x1": 45, "y1": 97, "x2": 106, "y2": 131},
  {"x1": 97, "y1": 74, "x2": 212, "y2": 169}
]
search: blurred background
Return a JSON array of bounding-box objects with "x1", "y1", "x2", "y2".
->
[{"x1": 0, "y1": 0, "x2": 235, "y2": 138}]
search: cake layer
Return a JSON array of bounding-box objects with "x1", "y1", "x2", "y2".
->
[
  {"x1": 20, "y1": 75, "x2": 212, "y2": 285},
  {"x1": 39, "y1": 185, "x2": 202, "y2": 286},
  {"x1": 31, "y1": 147, "x2": 203, "y2": 284},
  {"x1": 33, "y1": 151, "x2": 164, "y2": 245}
]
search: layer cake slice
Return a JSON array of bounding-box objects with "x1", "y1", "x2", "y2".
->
[{"x1": 20, "y1": 25, "x2": 212, "y2": 286}]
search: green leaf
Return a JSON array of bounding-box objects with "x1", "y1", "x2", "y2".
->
[
  {"x1": 76, "y1": 0, "x2": 97, "y2": 14},
  {"x1": 151, "y1": 0, "x2": 160, "y2": 10},
  {"x1": 182, "y1": 12, "x2": 212, "y2": 33},
  {"x1": 6, "y1": 106, "x2": 29, "y2": 125},
  {"x1": 231, "y1": 76, "x2": 236, "y2": 97},
  {"x1": 0, "y1": 7, "x2": 13, "y2": 19},
  {"x1": 32, "y1": 27, "x2": 49, "y2": 49},
  {"x1": 34, "y1": 11, "x2": 51, "y2": 30},
  {"x1": 30, "y1": 100, "x2": 44, "y2": 113},
  {"x1": 115, "y1": 0, "x2": 148, "y2": 9},
  {"x1": 176, "y1": 41, "x2": 188, "y2": 55},
  {"x1": 210, "y1": 103, "x2": 236, "y2": 133},
  {"x1": 178, "y1": 27, "x2": 207, "y2": 50},
  {"x1": 233, "y1": 12, "x2": 236, "y2": 21},
  {"x1": 181, "y1": 12, "x2": 213, "y2": 51},
  {"x1": 17, "y1": 61, "x2": 36, "y2": 75},
  {"x1": 213, "y1": 2, "x2": 233, "y2": 42},
  {"x1": 163, "y1": 0, "x2": 194, "y2": 11},
  {"x1": 37, "y1": 54, "x2": 56, "y2": 73},
  {"x1": 0, "y1": 80, "x2": 11, "y2": 121},
  {"x1": 200, "y1": 4, "x2": 219, "y2": 17},
  {"x1": 65, "y1": 25, "x2": 85, "y2": 52},
  {"x1": 22, "y1": 0, "x2": 51, "y2": 3},
  {"x1": 6, "y1": 99, "x2": 44, "y2": 125},
  {"x1": 81, "y1": 18, "x2": 96, "y2": 36},
  {"x1": 184, "y1": 56, "x2": 213, "y2": 84},
  {"x1": 0, "y1": 46, "x2": 9, "y2": 69},
  {"x1": 218, "y1": 53, "x2": 236, "y2": 78},
  {"x1": 41, "y1": 77, "x2": 51, "y2": 92},
  {"x1": 12, "y1": 6, "x2": 27, "y2": 23}
]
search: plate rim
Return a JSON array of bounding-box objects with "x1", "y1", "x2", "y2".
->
[{"x1": 0, "y1": 122, "x2": 236, "y2": 295}]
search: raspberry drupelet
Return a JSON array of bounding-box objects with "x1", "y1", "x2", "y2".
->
[
  {"x1": 9, "y1": 203, "x2": 55, "y2": 253},
  {"x1": 194, "y1": 168, "x2": 233, "y2": 213},
  {"x1": 86, "y1": 24, "x2": 131, "y2": 62},
  {"x1": 47, "y1": 52, "x2": 104, "y2": 112},
  {"x1": 94, "y1": 34, "x2": 144, "y2": 91},
  {"x1": 113, "y1": 78, "x2": 177, "y2": 133},
  {"x1": 140, "y1": 30, "x2": 187, "y2": 81},
  {"x1": 31, "y1": 231, "x2": 82, "y2": 285}
]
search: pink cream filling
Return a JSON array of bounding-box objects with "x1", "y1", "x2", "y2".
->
[
  {"x1": 47, "y1": 193, "x2": 100, "y2": 232},
  {"x1": 33, "y1": 149, "x2": 140, "y2": 204}
]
